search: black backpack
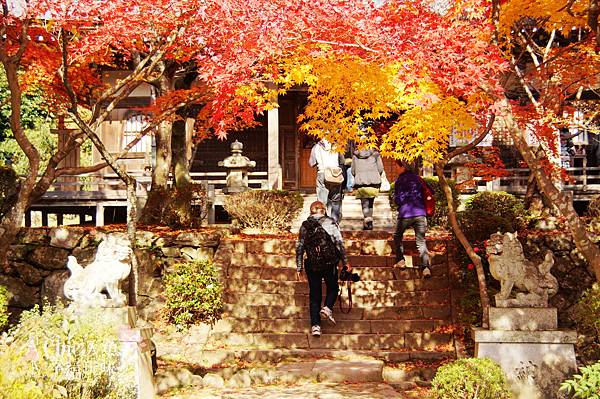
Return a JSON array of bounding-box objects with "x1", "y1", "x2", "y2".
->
[{"x1": 302, "y1": 217, "x2": 340, "y2": 272}]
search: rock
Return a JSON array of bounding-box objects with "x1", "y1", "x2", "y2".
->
[
  {"x1": 14, "y1": 262, "x2": 44, "y2": 286},
  {"x1": 155, "y1": 368, "x2": 194, "y2": 394},
  {"x1": 7, "y1": 245, "x2": 30, "y2": 261},
  {"x1": 135, "y1": 230, "x2": 156, "y2": 248},
  {"x1": 202, "y1": 373, "x2": 225, "y2": 389},
  {"x1": 248, "y1": 368, "x2": 275, "y2": 385},
  {"x1": 174, "y1": 231, "x2": 219, "y2": 247},
  {"x1": 546, "y1": 235, "x2": 573, "y2": 252},
  {"x1": 226, "y1": 370, "x2": 252, "y2": 388},
  {"x1": 0, "y1": 275, "x2": 40, "y2": 308},
  {"x1": 18, "y1": 228, "x2": 50, "y2": 244},
  {"x1": 50, "y1": 227, "x2": 85, "y2": 249},
  {"x1": 71, "y1": 246, "x2": 98, "y2": 266},
  {"x1": 78, "y1": 230, "x2": 105, "y2": 248},
  {"x1": 40, "y1": 271, "x2": 70, "y2": 305},
  {"x1": 28, "y1": 247, "x2": 70, "y2": 270},
  {"x1": 382, "y1": 367, "x2": 420, "y2": 384},
  {"x1": 191, "y1": 374, "x2": 204, "y2": 387},
  {"x1": 160, "y1": 247, "x2": 181, "y2": 258},
  {"x1": 181, "y1": 246, "x2": 215, "y2": 261}
]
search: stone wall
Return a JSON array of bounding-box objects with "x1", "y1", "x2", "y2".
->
[
  {"x1": 2, "y1": 227, "x2": 231, "y2": 323},
  {"x1": 520, "y1": 230, "x2": 596, "y2": 327}
]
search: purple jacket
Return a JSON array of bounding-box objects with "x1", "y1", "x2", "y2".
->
[{"x1": 393, "y1": 171, "x2": 430, "y2": 218}]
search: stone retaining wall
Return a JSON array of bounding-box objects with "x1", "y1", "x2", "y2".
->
[{"x1": 2, "y1": 227, "x2": 232, "y2": 323}]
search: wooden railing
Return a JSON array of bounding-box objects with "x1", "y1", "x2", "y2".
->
[
  {"x1": 38, "y1": 170, "x2": 269, "y2": 202},
  {"x1": 472, "y1": 167, "x2": 600, "y2": 198}
]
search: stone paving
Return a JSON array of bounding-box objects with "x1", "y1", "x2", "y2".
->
[{"x1": 160, "y1": 382, "x2": 429, "y2": 399}]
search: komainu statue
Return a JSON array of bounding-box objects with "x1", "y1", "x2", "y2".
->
[
  {"x1": 64, "y1": 234, "x2": 132, "y2": 307},
  {"x1": 486, "y1": 232, "x2": 558, "y2": 307}
]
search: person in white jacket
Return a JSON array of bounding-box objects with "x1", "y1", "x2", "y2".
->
[{"x1": 309, "y1": 139, "x2": 344, "y2": 223}]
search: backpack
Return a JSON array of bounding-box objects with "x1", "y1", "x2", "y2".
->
[
  {"x1": 302, "y1": 218, "x2": 340, "y2": 272},
  {"x1": 418, "y1": 176, "x2": 436, "y2": 218}
]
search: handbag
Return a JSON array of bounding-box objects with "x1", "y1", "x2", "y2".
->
[
  {"x1": 379, "y1": 170, "x2": 391, "y2": 192},
  {"x1": 324, "y1": 166, "x2": 344, "y2": 185},
  {"x1": 418, "y1": 176, "x2": 436, "y2": 218}
]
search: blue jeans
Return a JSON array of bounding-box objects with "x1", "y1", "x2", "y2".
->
[
  {"x1": 316, "y1": 173, "x2": 343, "y2": 223},
  {"x1": 306, "y1": 266, "x2": 339, "y2": 326},
  {"x1": 393, "y1": 216, "x2": 430, "y2": 268}
]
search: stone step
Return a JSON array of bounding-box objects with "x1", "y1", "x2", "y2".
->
[
  {"x1": 226, "y1": 263, "x2": 448, "y2": 282},
  {"x1": 225, "y1": 289, "x2": 451, "y2": 307},
  {"x1": 222, "y1": 304, "x2": 452, "y2": 321},
  {"x1": 223, "y1": 277, "x2": 451, "y2": 296},
  {"x1": 227, "y1": 237, "x2": 451, "y2": 257},
  {"x1": 210, "y1": 318, "x2": 450, "y2": 335},
  {"x1": 228, "y1": 252, "x2": 448, "y2": 269},
  {"x1": 157, "y1": 346, "x2": 454, "y2": 368},
  {"x1": 204, "y1": 331, "x2": 454, "y2": 352},
  {"x1": 226, "y1": 264, "x2": 448, "y2": 282}
]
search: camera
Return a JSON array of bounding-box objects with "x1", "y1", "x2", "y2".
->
[{"x1": 339, "y1": 266, "x2": 360, "y2": 282}]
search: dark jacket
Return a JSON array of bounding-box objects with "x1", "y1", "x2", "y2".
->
[
  {"x1": 393, "y1": 171, "x2": 432, "y2": 218},
  {"x1": 351, "y1": 149, "x2": 384, "y2": 186},
  {"x1": 296, "y1": 214, "x2": 347, "y2": 272}
]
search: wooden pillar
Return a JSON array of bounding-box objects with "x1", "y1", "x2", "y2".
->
[
  {"x1": 24, "y1": 210, "x2": 31, "y2": 227},
  {"x1": 267, "y1": 89, "x2": 281, "y2": 190},
  {"x1": 56, "y1": 213, "x2": 63, "y2": 226},
  {"x1": 95, "y1": 204, "x2": 105, "y2": 226},
  {"x1": 41, "y1": 211, "x2": 48, "y2": 227}
]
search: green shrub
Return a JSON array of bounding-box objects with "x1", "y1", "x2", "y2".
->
[
  {"x1": 0, "y1": 285, "x2": 8, "y2": 330},
  {"x1": 0, "y1": 305, "x2": 135, "y2": 398},
  {"x1": 0, "y1": 165, "x2": 19, "y2": 220},
  {"x1": 164, "y1": 259, "x2": 223, "y2": 327},
  {"x1": 389, "y1": 177, "x2": 460, "y2": 227},
  {"x1": 574, "y1": 283, "x2": 600, "y2": 340},
  {"x1": 223, "y1": 190, "x2": 303, "y2": 232},
  {"x1": 431, "y1": 357, "x2": 513, "y2": 399},
  {"x1": 459, "y1": 191, "x2": 527, "y2": 242},
  {"x1": 588, "y1": 195, "x2": 600, "y2": 219},
  {"x1": 560, "y1": 361, "x2": 600, "y2": 398}
]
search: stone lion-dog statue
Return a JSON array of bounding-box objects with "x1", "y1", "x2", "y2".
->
[
  {"x1": 64, "y1": 234, "x2": 132, "y2": 307},
  {"x1": 486, "y1": 232, "x2": 558, "y2": 307}
]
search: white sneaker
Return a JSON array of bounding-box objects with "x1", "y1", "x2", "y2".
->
[
  {"x1": 311, "y1": 325, "x2": 321, "y2": 337},
  {"x1": 320, "y1": 306, "x2": 336, "y2": 325},
  {"x1": 422, "y1": 267, "x2": 432, "y2": 279}
]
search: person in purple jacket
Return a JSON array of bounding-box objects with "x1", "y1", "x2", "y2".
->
[{"x1": 392, "y1": 160, "x2": 432, "y2": 278}]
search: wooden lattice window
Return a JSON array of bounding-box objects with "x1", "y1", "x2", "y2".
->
[{"x1": 122, "y1": 113, "x2": 151, "y2": 153}]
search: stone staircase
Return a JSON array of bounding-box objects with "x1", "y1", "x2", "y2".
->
[
  {"x1": 194, "y1": 232, "x2": 457, "y2": 364},
  {"x1": 291, "y1": 193, "x2": 395, "y2": 232}
]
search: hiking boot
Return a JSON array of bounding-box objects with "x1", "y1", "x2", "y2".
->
[
  {"x1": 311, "y1": 325, "x2": 321, "y2": 337},
  {"x1": 394, "y1": 259, "x2": 406, "y2": 268},
  {"x1": 320, "y1": 306, "x2": 336, "y2": 325},
  {"x1": 422, "y1": 267, "x2": 432, "y2": 279}
]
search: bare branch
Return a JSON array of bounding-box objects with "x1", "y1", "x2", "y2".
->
[{"x1": 446, "y1": 114, "x2": 496, "y2": 160}]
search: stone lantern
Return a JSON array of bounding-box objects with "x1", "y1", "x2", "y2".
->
[{"x1": 218, "y1": 140, "x2": 256, "y2": 194}]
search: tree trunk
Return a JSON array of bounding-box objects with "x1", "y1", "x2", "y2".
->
[
  {"x1": 139, "y1": 120, "x2": 172, "y2": 225},
  {"x1": 0, "y1": 61, "x2": 40, "y2": 268},
  {"x1": 500, "y1": 97, "x2": 600, "y2": 281},
  {"x1": 171, "y1": 115, "x2": 193, "y2": 220},
  {"x1": 435, "y1": 165, "x2": 490, "y2": 327},
  {"x1": 69, "y1": 112, "x2": 140, "y2": 306}
]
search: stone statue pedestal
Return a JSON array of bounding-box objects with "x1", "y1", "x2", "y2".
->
[
  {"x1": 474, "y1": 307, "x2": 577, "y2": 399},
  {"x1": 118, "y1": 322, "x2": 156, "y2": 399}
]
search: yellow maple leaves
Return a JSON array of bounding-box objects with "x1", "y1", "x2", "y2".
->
[{"x1": 273, "y1": 52, "x2": 477, "y2": 163}]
